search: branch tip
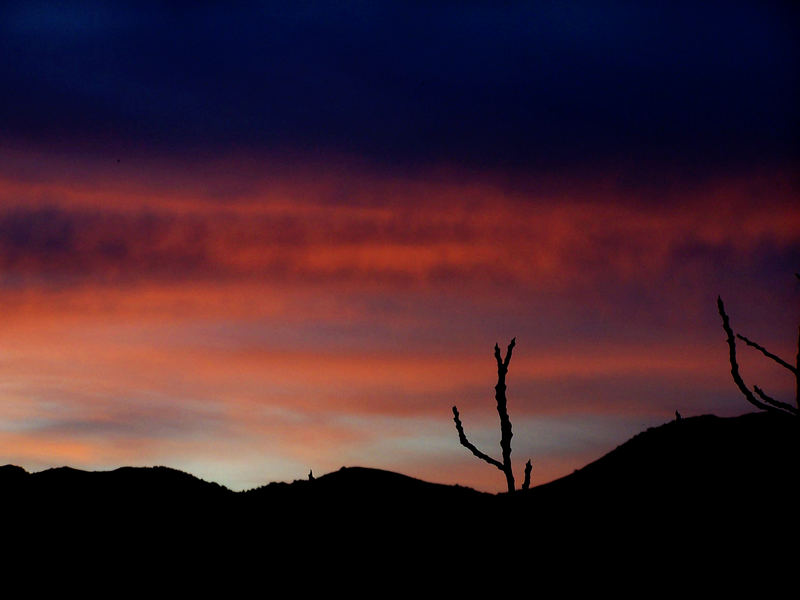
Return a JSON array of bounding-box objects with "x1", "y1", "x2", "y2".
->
[{"x1": 522, "y1": 459, "x2": 532, "y2": 491}]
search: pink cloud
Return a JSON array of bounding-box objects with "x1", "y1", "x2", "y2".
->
[{"x1": 0, "y1": 148, "x2": 797, "y2": 492}]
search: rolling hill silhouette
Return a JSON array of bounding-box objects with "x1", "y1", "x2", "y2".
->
[
  {"x1": 5, "y1": 412, "x2": 793, "y2": 515},
  {"x1": 3, "y1": 411, "x2": 796, "y2": 589},
  {"x1": 525, "y1": 411, "x2": 797, "y2": 511}
]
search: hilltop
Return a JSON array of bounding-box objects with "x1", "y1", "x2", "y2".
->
[
  {"x1": 3, "y1": 412, "x2": 795, "y2": 520},
  {"x1": 525, "y1": 411, "x2": 797, "y2": 514},
  {"x1": 2, "y1": 411, "x2": 796, "y2": 586}
]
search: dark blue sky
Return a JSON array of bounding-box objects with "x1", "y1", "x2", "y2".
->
[{"x1": 1, "y1": 1, "x2": 797, "y2": 172}]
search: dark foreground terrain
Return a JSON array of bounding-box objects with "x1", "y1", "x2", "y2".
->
[{"x1": 3, "y1": 411, "x2": 797, "y2": 591}]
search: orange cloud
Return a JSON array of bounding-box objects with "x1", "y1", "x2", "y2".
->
[{"x1": 1, "y1": 148, "x2": 797, "y2": 492}]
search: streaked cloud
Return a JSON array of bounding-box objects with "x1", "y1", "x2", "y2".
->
[
  {"x1": 1, "y1": 156, "x2": 796, "y2": 491},
  {"x1": 1, "y1": 2, "x2": 797, "y2": 492}
]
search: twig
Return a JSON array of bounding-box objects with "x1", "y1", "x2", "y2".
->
[
  {"x1": 452, "y1": 406, "x2": 504, "y2": 471},
  {"x1": 717, "y1": 297, "x2": 774, "y2": 412},
  {"x1": 754, "y1": 386, "x2": 798, "y2": 415},
  {"x1": 718, "y1": 296, "x2": 795, "y2": 416},
  {"x1": 522, "y1": 459, "x2": 532, "y2": 491},
  {"x1": 736, "y1": 334, "x2": 796, "y2": 373}
]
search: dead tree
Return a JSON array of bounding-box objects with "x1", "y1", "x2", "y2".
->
[
  {"x1": 452, "y1": 338, "x2": 533, "y2": 492},
  {"x1": 717, "y1": 296, "x2": 799, "y2": 417}
]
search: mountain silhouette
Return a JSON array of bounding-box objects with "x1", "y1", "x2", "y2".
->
[
  {"x1": 526, "y1": 411, "x2": 796, "y2": 511},
  {"x1": 3, "y1": 412, "x2": 796, "y2": 590},
  {"x1": 3, "y1": 412, "x2": 795, "y2": 524}
]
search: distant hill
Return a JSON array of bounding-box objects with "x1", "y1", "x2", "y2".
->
[
  {"x1": 244, "y1": 464, "x2": 488, "y2": 505},
  {"x1": 3, "y1": 412, "x2": 795, "y2": 519},
  {"x1": 2, "y1": 411, "x2": 796, "y2": 584}
]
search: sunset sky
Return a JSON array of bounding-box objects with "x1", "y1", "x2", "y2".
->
[{"x1": 1, "y1": 1, "x2": 798, "y2": 492}]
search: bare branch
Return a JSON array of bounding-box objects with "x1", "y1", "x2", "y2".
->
[
  {"x1": 494, "y1": 339, "x2": 516, "y2": 493},
  {"x1": 753, "y1": 386, "x2": 798, "y2": 416},
  {"x1": 717, "y1": 297, "x2": 774, "y2": 412},
  {"x1": 522, "y1": 459, "x2": 532, "y2": 491},
  {"x1": 452, "y1": 406, "x2": 504, "y2": 471},
  {"x1": 493, "y1": 337, "x2": 516, "y2": 369},
  {"x1": 736, "y1": 334, "x2": 796, "y2": 374},
  {"x1": 503, "y1": 337, "x2": 515, "y2": 368},
  {"x1": 454, "y1": 338, "x2": 524, "y2": 493}
]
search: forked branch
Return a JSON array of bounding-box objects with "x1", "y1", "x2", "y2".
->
[
  {"x1": 717, "y1": 295, "x2": 799, "y2": 417},
  {"x1": 452, "y1": 338, "x2": 532, "y2": 493},
  {"x1": 753, "y1": 386, "x2": 798, "y2": 415}
]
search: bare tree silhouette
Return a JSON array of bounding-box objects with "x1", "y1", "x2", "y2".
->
[
  {"x1": 452, "y1": 338, "x2": 532, "y2": 492},
  {"x1": 717, "y1": 282, "x2": 799, "y2": 417}
]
